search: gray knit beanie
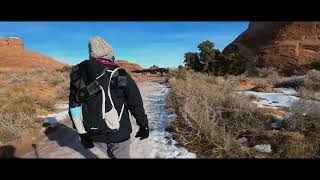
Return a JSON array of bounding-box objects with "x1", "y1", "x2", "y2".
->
[{"x1": 88, "y1": 36, "x2": 114, "y2": 60}]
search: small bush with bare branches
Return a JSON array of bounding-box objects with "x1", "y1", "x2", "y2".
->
[
  {"x1": 54, "y1": 71, "x2": 70, "y2": 99},
  {"x1": 166, "y1": 69, "x2": 320, "y2": 158},
  {"x1": 282, "y1": 100, "x2": 320, "y2": 158},
  {"x1": 0, "y1": 87, "x2": 54, "y2": 144},
  {"x1": 166, "y1": 71, "x2": 273, "y2": 158}
]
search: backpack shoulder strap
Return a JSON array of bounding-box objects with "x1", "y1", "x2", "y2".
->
[{"x1": 106, "y1": 68, "x2": 120, "y2": 108}]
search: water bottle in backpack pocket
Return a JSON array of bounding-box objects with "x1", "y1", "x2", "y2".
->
[{"x1": 70, "y1": 106, "x2": 87, "y2": 134}]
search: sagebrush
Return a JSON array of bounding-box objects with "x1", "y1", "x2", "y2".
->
[{"x1": 166, "y1": 69, "x2": 320, "y2": 158}]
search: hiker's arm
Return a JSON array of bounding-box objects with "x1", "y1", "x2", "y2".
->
[
  {"x1": 68, "y1": 71, "x2": 79, "y2": 129},
  {"x1": 124, "y1": 73, "x2": 148, "y2": 128}
]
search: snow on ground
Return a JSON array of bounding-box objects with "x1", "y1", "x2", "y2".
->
[
  {"x1": 38, "y1": 107, "x2": 69, "y2": 129},
  {"x1": 26, "y1": 80, "x2": 196, "y2": 158},
  {"x1": 237, "y1": 88, "x2": 300, "y2": 109},
  {"x1": 140, "y1": 81, "x2": 196, "y2": 158},
  {"x1": 236, "y1": 87, "x2": 302, "y2": 153}
]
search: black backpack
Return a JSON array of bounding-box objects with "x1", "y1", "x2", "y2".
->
[{"x1": 69, "y1": 61, "x2": 125, "y2": 135}]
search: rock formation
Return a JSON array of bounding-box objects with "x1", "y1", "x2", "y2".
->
[
  {"x1": 0, "y1": 37, "x2": 65, "y2": 71},
  {"x1": 223, "y1": 22, "x2": 320, "y2": 75}
]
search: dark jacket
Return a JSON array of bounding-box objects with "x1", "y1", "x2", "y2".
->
[{"x1": 68, "y1": 59, "x2": 148, "y2": 143}]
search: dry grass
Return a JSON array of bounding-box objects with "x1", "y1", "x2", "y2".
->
[
  {"x1": 56, "y1": 65, "x2": 72, "y2": 73},
  {"x1": 297, "y1": 87, "x2": 320, "y2": 102},
  {"x1": 166, "y1": 69, "x2": 320, "y2": 158},
  {"x1": 282, "y1": 100, "x2": 320, "y2": 158},
  {"x1": 251, "y1": 79, "x2": 274, "y2": 92},
  {"x1": 0, "y1": 67, "x2": 70, "y2": 144},
  {"x1": 290, "y1": 70, "x2": 320, "y2": 102},
  {"x1": 251, "y1": 78, "x2": 283, "y2": 93},
  {"x1": 53, "y1": 71, "x2": 70, "y2": 99},
  {"x1": 4, "y1": 66, "x2": 70, "y2": 86},
  {"x1": 249, "y1": 68, "x2": 281, "y2": 93},
  {"x1": 6, "y1": 71, "x2": 31, "y2": 84},
  {"x1": 286, "y1": 100, "x2": 320, "y2": 130},
  {"x1": 304, "y1": 70, "x2": 320, "y2": 90},
  {"x1": 55, "y1": 78, "x2": 70, "y2": 99},
  {"x1": 166, "y1": 70, "x2": 274, "y2": 158},
  {"x1": 130, "y1": 72, "x2": 145, "y2": 82},
  {"x1": 276, "y1": 70, "x2": 320, "y2": 89},
  {"x1": 0, "y1": 87, "x2": 54, "y2": 144},
  {"x1": 256, "y1": 67, "x2": 279, "y2": 80}
]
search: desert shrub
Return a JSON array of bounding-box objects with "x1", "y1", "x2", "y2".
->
[
  {"x1": 256, "y1": 67, "x2": 276, "y2": 78},
  {"x1": 54, "y1": 72, "x2": 70, "y2": 99},
  {"x1": 297, "y1": 87, "x2": 320, "y2": 102},
  {"x1": 166, "y1": 71, "x2": 273, "y2": 158},
  {"x1": 56, "y1": 65, "x2": 72, "y2": 73},
  {"x1": 166, "y1": 69, "x2": 320, "y2": 158},
  {"x1": 277, "y1": 70, "x2": 320, "y2": 101},
  {"x1": 256, "y1": 67, "x2": 280, "y2": 84},
  {"x1": 33, "y1": 66, "x2": 47, "y2": 73},
  {"x1": 6, "y1": 71, "x2": 31, "y2": 84},
  {"x1": 304, "y1": 70, "x2": 320, "y2": 90},
  {"x1": 248, "y1": 69, "x2": 282, "y2": 93},
  {"x1": 0, "y1": 127, "x2": 17, "y2": 144},
  {"x1": 276, "y1": 77, "x2": 304, "y2": 88},
  {"x1": 286, "y1": 100, "x2": 320, "y2": 131},
  {"x1": 282, "y1": 100, "x2": 320, "y2": 157},
  {"x1": 43, "y1": 71, "x2": 67, "y2": 85},
  {"x1": 251, "y1": 78, "x2": 275, "y2": 93},
  {"x1": 0, "y1": 87, "x2": 54, "y2": 144},
  {"x1": 276, "y1": 70, "x2": 320, "y2": 90},
  {"x1": 167, "y1": 67, "x2": 190, "y2": 82}
]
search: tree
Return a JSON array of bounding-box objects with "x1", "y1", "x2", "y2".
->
[
  {"x1": 214, "y1": 49, "x2": 230, "y2": 75},
  {"x1": 228, "y1": 43, "x2": 258, "y2": 76},
  {"x1": 183, "y1": 52, "x2": 202, "y2": 71},
  {"x1": 198, "y1": 40, "x2": 215, "y2": 61},
  {"x1": 183, "y1": 40, "x2": 237, "y2": 75},
  {"x1": 178, "y1": 65, "x2": 184, "y2": 69}
]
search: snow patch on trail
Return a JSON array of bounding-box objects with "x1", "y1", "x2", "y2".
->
[
  {"x1": 143, "y1": 82, "x2": 196, "y2": 158},
  {"x1": 40, "y1": 111, "x2": 69, "y2": 126},
  {"x1": 38, "y1": 104, "x2": 69, "y2": 129},
  {"x1": 35, "y1": 82, "x2": 196, "y2": 158}
]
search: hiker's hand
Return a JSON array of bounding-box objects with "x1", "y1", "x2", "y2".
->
[
  {"x1": 135, "y1": 126, "x2": 149, "y2": 140},
  {"x1": 79, "y1": 134, "x2": 94, "y2": 149}
]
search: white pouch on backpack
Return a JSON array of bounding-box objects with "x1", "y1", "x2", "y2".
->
[{"x1": 99, "y1": 68, "x2": 125, "y2": 130}]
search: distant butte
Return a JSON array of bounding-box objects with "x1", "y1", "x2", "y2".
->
[{"x1": 0, "y1": 37, "x2": 65, "y2": 71}]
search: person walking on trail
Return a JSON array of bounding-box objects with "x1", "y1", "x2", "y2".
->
[{"x1": 68, "y1": 36, "x2": 149, "y2": 159}]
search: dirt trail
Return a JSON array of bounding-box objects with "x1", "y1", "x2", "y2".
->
[{"x1": 22, "y1": 80, "x2": 195, "y2": 158}]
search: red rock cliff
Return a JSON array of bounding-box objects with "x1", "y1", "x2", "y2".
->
[
  {"x1": 0, "y1": 37, "x2": 65, "y2": 71},
  {"x1": 223, "y1": 22, "x2": 320, "y2": 75}
]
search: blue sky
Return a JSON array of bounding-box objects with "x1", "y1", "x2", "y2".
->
[{"x1": 0, "y1": 22, "x2": 248, "y2": 68}]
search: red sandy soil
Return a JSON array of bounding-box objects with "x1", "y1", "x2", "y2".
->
[{"x1": 235, "y1": 80, "x2": 255, "y2": 91}]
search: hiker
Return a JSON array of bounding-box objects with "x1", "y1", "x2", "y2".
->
[{"x1": 68, "y1": 36, "x2": 149, "y2": 159}]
